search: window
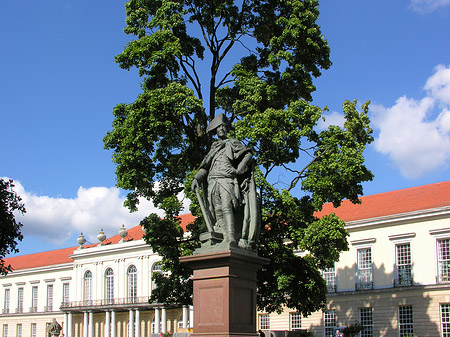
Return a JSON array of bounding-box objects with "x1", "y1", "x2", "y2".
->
[
  {"x1": 30, "y1": 324, "x2": 36, "y2": 337},
  {"x1": 178, "y1": 314, "x2": 184, "y2": 329},
  {"x1": 105, "y1": 268, "x2": 114, "y2": 304},
  {"x1": 360, "y1": 308, "x2": 373, "y2": 337},
  {"x1": 290, "y1": 312, "x2": 301, "y2": 330},
  {"x1": 398, "y1": 306, "x2": 413, "y2": 337},
  {"x1": 442, "y1": 304, "x2": 450, "y2": 337},
  {"x1": 151, "y1": 262, "x2": 162, "y2": 291},
  {"x1": 438, "y1": 239, "x2": 450, "y2": 282},
  {"x1": 324, "y1": 310, "x2": 336, "y2": 337},
  {"x1": 62, "y1": 283, "x2": 70, "y2": 305},
  {"x1": 16, "y1": 288, "x2": 23, "y2": 313},
  {"x1": 46, "y1": 285, "x2": 53, "y2": 311},
  {"x1": 3, "y1": 289, "x2": 10, "y2": 313},
  {"x1": 395, "y1": 243, "x2": 413, "y2": 286},
  {"x1": 84, "y1": 270, "x2": 92, "y2": 304},
  {"x1": 127, "y1": 265, "x2": 137, "y2": 302},
  {"x1": 3, "y1": 324, "x2": 8, "y2": 337},
  {"x1": 259, "y1": 314, "x2": 270, "y2": 330},
  {"x1": 31, "y1": 286, "x2": 38, "y2": 312},
  {"x1": 356, "y1": 248, "x2": 373, "y2": 290},
  {"x1": 15, "y1": 324, "x2": 21, "y2": 337},
  {"x1": 151, "y1": 317, "x2": 162, "y2": 334},
  {"x1": 323, "y1": 266, "x2": 337, "y2": 292}
]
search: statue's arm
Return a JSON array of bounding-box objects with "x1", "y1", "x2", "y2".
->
[
  {"x1": 191, "y1": 168, "x2": 208, "y2": 191},
  {"x1": 236, "y1": 152, "x2": 253, "y2": 175}
]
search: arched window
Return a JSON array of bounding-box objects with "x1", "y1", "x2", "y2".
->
[
  {"x1": 105, "y1": 268, "x2": 114, "y2": 304},
  {"x1": 127, "y1": 265, "x2": 137, "y2": 302},
  {"x1": 83, "y1": 270, "x2": 92, "y2": 304},
  {"x1": 151, "y1": 262, "x2": 162, "y2": 291}
]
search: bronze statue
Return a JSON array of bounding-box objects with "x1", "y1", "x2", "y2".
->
[
  {"x1": 192, "y1": 114, "x2": 260, "y2": 253},
  {"x1": 48, "y1": 318, "x2": 62, "y2": 337}
]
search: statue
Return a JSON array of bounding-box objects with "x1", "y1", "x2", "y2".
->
[
  {"x1": 48, "y1": 318, "x2": 62, "y2": 337},
  {"x1": 191, "y1": 113, "x2": 261, "y2": 253}
]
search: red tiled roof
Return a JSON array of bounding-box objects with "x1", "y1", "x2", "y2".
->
[
  {"x1": 316, "y1": 180, "x2": 450, "y2": 222},
  {"x1": 2, "y1": 246, "x2": 77, "y2": 271},
  {"x1": 2, "y1": 213, "x2": 196, "y2": 272}
]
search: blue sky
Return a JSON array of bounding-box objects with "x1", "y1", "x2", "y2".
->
[{"x1": 1, "y1": 0, "x2": 450, "y2": 256}]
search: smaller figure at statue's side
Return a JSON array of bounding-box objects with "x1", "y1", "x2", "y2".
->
[
  {"x1": 191, "y1": 114, "x2": 261, "y2": 253},
  {"x1": 48, "y1": 318, "x2": 62, "y2": 337}
]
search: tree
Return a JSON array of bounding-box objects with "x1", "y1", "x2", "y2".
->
[
  {"x1": 104, "y1": 0, "x2": 373, "y2": 315},
  {"x1": 0, "y1": 179, "x2": 25, "y2": 275}
]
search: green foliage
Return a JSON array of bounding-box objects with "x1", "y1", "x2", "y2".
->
[
  {"x1": 342, "y1": 322, "x2": 363, "y2": 337},
  {"x1": 0, "y1": 179, "x2": 25, "y2": 275},
  {"x1": 105, "y1": 0, "x2": 373, "y2": 315}
]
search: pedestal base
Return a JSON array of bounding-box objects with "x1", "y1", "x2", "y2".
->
[{"x1": 180, "y1": 250, "x2": 269, "y2": 337}]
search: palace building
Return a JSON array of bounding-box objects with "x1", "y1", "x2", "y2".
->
[{"x1": 2, "y1": 181, "x2": 450, "y2": 337}]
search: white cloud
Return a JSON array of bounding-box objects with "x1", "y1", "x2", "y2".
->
[
  {"x1": 8, "y1": 180, "x2": 190, "y2": 246},
  {"x1": 424, "y1": 64, "x2": 450, "y2": 104},
  {"x1": 410, "y1": 0, "x2": 450, "y2": 12},
  {"x1": 372, "y1": 64, "x2": 450, "y2": 178},
  {"x1": 318, "y1": 111, "x2": 345, "y2": 130}
]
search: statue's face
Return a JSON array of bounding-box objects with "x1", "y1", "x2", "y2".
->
[{"x1": 216, "y1": 123, "x2": 228, "y2": 139}]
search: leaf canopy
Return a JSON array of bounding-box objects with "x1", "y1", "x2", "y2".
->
[{"x1": 104, "y1": 0, "x2": 373, "y2": 315}]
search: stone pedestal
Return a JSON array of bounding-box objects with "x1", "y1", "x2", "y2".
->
[{"x1": 181, "y1": 250, "x2": 269, "y2": 337}]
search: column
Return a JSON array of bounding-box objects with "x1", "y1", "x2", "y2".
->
[
  {"x1": 129, "y1": 309, "x2": 135, "y2": 337},
  {"x1": 68, "y1": 312, "x2": 73, "y2": 337},
  {"x1": 88, "y1": 312, "x2": 94, "y2": 337},
  {"x1": 135, "y1": 310, "x2": 141, "y2": 337},
  {"x1": 189, "y1": 305, "x2": 194, "y2": 330},
  {"x1": 154, "y1": 307, "x2": 160, "y2": 334},
  {"x1": 63, "y1": 313, "x2": 68, "y2": 337},
  {"x1": 83, "y1": 312, "x2": 88, "y2": 337},
  {"x1": 111, "y1": 311, "x2": 117, "y2": 337},
  {"x1": 182, "y1": 306, "x2": 188, "y2": 329},
  {"x1": 161, "y1": 307, "x2": 167, "y2": 333},
  {"x1": 105, "y1": 311, "x2": 111, "y2": 337}
]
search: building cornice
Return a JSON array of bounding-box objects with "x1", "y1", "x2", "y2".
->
[
  {"x1": 345, "y1": 206, "x2": 450, "y2": 231},
  {"x1": 70, "y1": 239, "x2": 154, "y2": 260},
  {"x1": 4, "y1": 263, "x2": 73, "y2": 278}
]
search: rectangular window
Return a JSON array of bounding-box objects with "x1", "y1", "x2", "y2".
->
[
  {"x1": 438, "y1": 239, "x2": 450, "y2": 282},
  {"x1": 323, "y1": 266, "x2": 337, "y2": 292},
  {"x1": 290, "y1": 312, "x2": 301, "y2": 330},
  {"x1": 441, "y1": 304, "x2": 450, "y2": 337},
  {"x1": 30, "y1": 324, "x2": 36, "y2": 337},
  {"x1": 63, "y1": 283, "x2": 70, "y2": 305},
  {"x1": 15, "y1": 324, "x2": 21, "y2": 337},
  {"x1": 396, "y1": 243, "x2": 413, "y2": 286},
  {"x1": 46, "y1": 285, "x2": 53, "y2": 311},
  {"x1": 399, "y1": 306, "x2": 414, "y2": 337},
  {"x1": 3, "y1": 325, "x2": 8, "y2": 337},
  {"x1": 17, "y1": 288, "x2": 23, "y2": 313},
  {"x1": 324, "y1": 310, "x2": 336, "y2": 337},
  {"x1": 259, "y1": 314, "x2": 270, "y2": 330},
  {"x1": 356, "y1": 248, "x2": 373, "y2": 290},
  {"x1": 360, "y1": 308, "x2": 373, "y2": 337},
  {"x1": 31, "y1": 286, "x2": 38, "y2": 312},
  {"x1": 3, "y1": 289, "x2": 10, "y2": 313}
]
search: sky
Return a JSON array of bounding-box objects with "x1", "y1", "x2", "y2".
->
[{"x1": 1, "y1": 0, "x2": 450, "y2": 256}]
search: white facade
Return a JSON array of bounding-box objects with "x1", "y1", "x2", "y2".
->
[
  {"x1": 0, "y1": 230, "x2": 192, "y2": 337},
  {"x1": 257, "y1": 183, "x2": 450, "y2": 337},
  {"x1": 3, "y1": 181, "x2": 450, "y2": 337}
]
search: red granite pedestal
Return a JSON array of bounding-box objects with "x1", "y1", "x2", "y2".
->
[{"x1": 180, "y1": 250, "x2": 269, "y2": 337}]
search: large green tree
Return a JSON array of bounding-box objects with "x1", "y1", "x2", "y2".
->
[
  {"x1": 104, "y1": 0, "x2": 373, "y2": 315},
  {"x1": 0, "y1": 179, "x2": 25, "y2": 275}
]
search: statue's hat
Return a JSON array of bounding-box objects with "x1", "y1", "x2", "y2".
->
[{"x1": 206, "y1": 113, "x2": 233, "y2": 134}]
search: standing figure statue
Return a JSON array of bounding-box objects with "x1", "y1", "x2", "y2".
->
[
  {"x1": 48, "y1": 318, "x2": 62, "y2": 337},
  {"x1": 191, "y1": 113, "x2": 261, "y2": 253}
]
